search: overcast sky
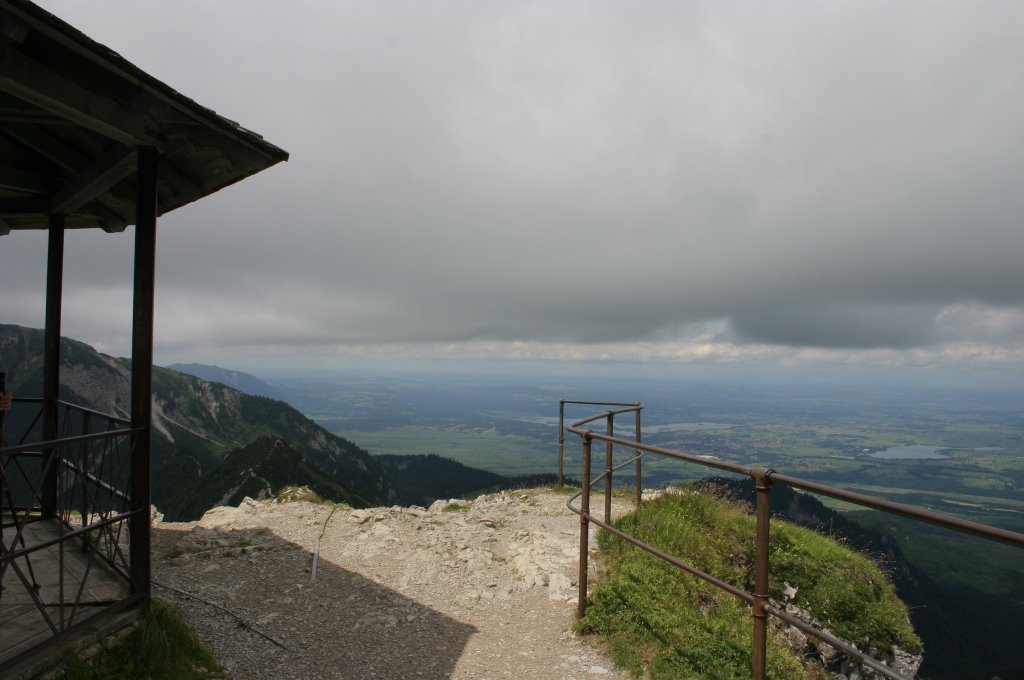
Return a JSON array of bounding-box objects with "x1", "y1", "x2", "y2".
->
[{"x1": 3, "y1": 0, "x2": 1024, "y2": 385}]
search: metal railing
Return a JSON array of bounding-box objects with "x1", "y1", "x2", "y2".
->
[
  {"x1": 1, "y1": 397, "x2": 143, "y2": 665},
  {"x1": 562, "y1": 401, "x2": 1024, "y2": 680}
]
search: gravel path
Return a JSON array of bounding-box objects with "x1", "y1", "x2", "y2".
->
[{"x1": 153, "y1": 490, "x2": 636, "y2": 679}]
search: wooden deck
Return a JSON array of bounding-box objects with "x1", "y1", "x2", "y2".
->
[{"x1": 1, "y1": 515, "x2": 132, "y2": 667}]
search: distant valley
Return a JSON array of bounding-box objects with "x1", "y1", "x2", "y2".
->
[
  {"x1": 3, "y1": 326, "x2": 1022, "y2": 677},
  {"x1": 259, "y1": 365, "x2": 1024, "y2": 679}
]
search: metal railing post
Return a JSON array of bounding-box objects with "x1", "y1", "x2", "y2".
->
[
  {"x1": 604, "y1": 412, "x2": 614, "y2": 524},
  {"x1": 577, "y1": 431, "x2": 593, "y2": 619},
  {"x1": 634, "y1": 404, "x2": 642, "y2": 506},
  {"x1": 80, "y1": 411, "x2": 91, "y2": 529},
  {"x1": 558, "y1": 400, "x2": 565, "y2": 486},
  {"x1": 751, "y1": 467, "x2": 774, "y2": 680}
]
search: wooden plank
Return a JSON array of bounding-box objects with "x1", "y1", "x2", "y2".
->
[
  {"x1": 0, "y1": 44, "x2": 163, "y2": 149},
  {"x1": 2, "y1": 123, "x2": 90, "y2": 172},
  {"x1": 0, "y1": 196, "x2": 50, "y2": 215},
  {"x1": 0, "y1": 166, "x2": 60, "y2": 193}
]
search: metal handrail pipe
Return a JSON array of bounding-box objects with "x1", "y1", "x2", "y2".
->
[
  {"x1": 766, "y1": 604, "x2": 910, "y2": 680},
  {"x1": 567, "y1": 495, "x2": 755, "y2": 605},
  {"x1": 770, "y1": 473, "x2": 1024, "y2": 549},
  {"x1": 562, "y1": 400, "x2": 642, "y2": 407},
  {"x1": 571, "y1": 429, "x2": 753, "y2": 478},
  {"x1": 608, "y1": 452, "x2": 643, "y2": 475},
  {"x1": 56, "y1": 400, "x2": 132, "y2": 426},
  {"x1": 56, "y1": 513, "x2": 134, "y2": 580},
  {"x1": 565, "y1": 454, "x2": 643, "y2": 502},
  {"x1": 570, "y1": 407, "x2": 642, "y2": 429},
  {"x1": 581, "y1": 456, "x2": 645, "y2": 490},
  {"x1": 13, "y1": 396, "x2": 128, "y2": 422},
  {"x1": 59, "y1": 457, "x2": 131, "y2": 503},
  {"x1": 0, "y1": 507, "x2": 141, "y2": 563},
  {"x1": 571, "y1": 429, "x2": 1024, "y2": 549},
  {"x1": 569, "y1": 409, "x2": 638, "y2": 430},
  {"x1": 570, "y1": 413, "x2": 615, "y2": 429},
  {"x1": 0, "y1": 427, "x2": 141, "y2": 456}
]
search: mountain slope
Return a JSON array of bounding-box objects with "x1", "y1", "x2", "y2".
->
[
  {"x1": 0, "y1": 324, "x2": 396, "y2": 519},
  {"x1": 377, "y1": 453, "x2": 567, "y2": 506},
  {"x1": 166, "y1": 362, "x2": 284, "y2": 400},
  {"x1": 164, "y1": 435, "x2": 357, "y2": 519},
  {"x1": 715, "y1": 477, "x2": 1023, "y2": 680}
]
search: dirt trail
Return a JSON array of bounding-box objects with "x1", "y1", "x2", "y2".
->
[{"x1": 153, "y1": 489, "x2": 636, "y2": 679}]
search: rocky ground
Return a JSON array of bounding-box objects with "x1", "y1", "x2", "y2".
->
[{"x1": 153, "y1": 489, "x2": 637, "y2": 680}]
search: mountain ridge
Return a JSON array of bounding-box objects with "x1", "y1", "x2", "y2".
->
[
  {"x1": 166, "y1": 362, "x2": 284, "y2": 400},
  {"x1": 0, "y1": 323, "x2": 396, "y2": 520}
]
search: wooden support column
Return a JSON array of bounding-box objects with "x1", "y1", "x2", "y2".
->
[
  {"x1": 41, "y1": 213, "x2": 64, "y2": 517},
  {"x1": 129, "y1": 146, "x2": 158, "y2": 595}
]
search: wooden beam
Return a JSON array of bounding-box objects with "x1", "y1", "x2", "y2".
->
[
  {"x1": 93, "y1": 202, "x2": 129, "y2": 233},
  {"x1": 0, "y1": 44, "x2": 163, "y2": 149},
  {"x1": 2, "y1": 122, "x2": 90, "y2": 172},
  {"x1": 0, "y1": 166, "x2": 61, "y2": 193},
  {"x1": 0, "y1": 196, "x2": 50, "y2": 215},
  {"x1": 0, "y1": 107, "x2": 74, "y2": 125},
  {"x1": 158, "y1": 162, "x2": 203, "y2": 204},
  {"x1": 51, "y1": 144, "x2": 136, "y2": 214}
]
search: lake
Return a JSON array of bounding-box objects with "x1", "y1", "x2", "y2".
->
[{"x1": 870, "y1": 445, "x2": 950, "y2": 460}]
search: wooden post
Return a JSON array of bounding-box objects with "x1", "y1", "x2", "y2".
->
[
  {"x1": 129, "y1": 146, "x2": 158, "y2": 595},
  {"x1": 41, "y1": 214, "x2": 64, "y2": 518}
]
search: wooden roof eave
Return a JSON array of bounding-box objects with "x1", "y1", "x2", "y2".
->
[{"x1": 0, "y1": 0, "x2": 288, "y2": 233}]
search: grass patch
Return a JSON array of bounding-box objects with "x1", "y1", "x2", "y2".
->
[
  {"x1": 62, "y1": 599, "x2": 225, "y2": 679},
  {"x1": 275, "y1": 484, "x2": 324, "y2": 504},
  {"x1": 275, "y1": 484, "x2": 350, "y2": 508},
  {"x1": 544, "y1": 483, "x2": 580, "y2": 495},
  {"x1": 442, "y1": 502, "x2": 470, "y2": 512},
  {"x1": 579, "y1": 484, "x2": 920, "y2": 679}
]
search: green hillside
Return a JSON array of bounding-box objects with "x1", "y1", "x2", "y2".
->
[
  {"x1": 162, "y1": 435, "x2": 354, "y2": 519},
  {"x1": 376, "y1": 452, "x2": 566, "y2": 506},
  {"x1": 580, "y1": 484, "x2": 920, "y2": 679},
  {"x1": 0, "y1": 324, "x2": 395, "y2": 520}
]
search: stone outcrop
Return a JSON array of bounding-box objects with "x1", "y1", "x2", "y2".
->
[
  {"x1": 153, "y1": 489, "x2": 635, "y2": 679},
  {"x1": 154, "y1": 488, "x2": 922, "y2": 679},
  {"x1": 775, "y1": 603, "x2": 923, "y2": 679}
]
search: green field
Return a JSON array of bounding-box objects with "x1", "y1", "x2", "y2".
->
[{"x1": 294, "y1": 375, "x2": 1024, "y2": 533}]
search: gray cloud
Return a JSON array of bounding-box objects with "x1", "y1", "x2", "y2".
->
[
  {"x1": 728, "y1": 303, "x2": 942, "y2": 350},
  {"x1": 4, "y1": 1, "x2": 1024, "y2": 372}
]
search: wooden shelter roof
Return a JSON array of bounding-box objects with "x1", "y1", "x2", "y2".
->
[{"x1": 0, "y1": 0, "x2": 289, "y2": 233}]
